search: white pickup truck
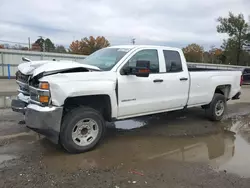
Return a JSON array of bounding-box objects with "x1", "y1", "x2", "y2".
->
[{"x1": 12, "y1": 45, "x2": 242, "y2": 153}]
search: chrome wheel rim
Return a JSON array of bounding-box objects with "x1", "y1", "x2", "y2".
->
[
  {"x1": 72, "y1": 118, "x2": 99, "y2": 146},
  {"x1": 215, "y1": 100, "x2": 224, "y2": 116}
]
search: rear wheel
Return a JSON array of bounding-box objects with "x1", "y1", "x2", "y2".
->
[
  {"x1": 205, "y1": 93, "x2": 226, "y2": 121},
  {"x1": 60, "y1": 106, "x2": 106, "y2": 153}
]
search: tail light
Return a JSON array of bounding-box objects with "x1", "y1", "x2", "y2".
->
[{"x1": 240, "y1": 75, "x2": 243, "y2": 86}]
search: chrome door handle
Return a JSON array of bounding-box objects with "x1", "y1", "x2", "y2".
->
[
  {"x1": 180, "y1": 78, "x2": 188, "y2": 81},
  {"x1": 153, "y1": 79, "x2": 163, "y2": 83}
]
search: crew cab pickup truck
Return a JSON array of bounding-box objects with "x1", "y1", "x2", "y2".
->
[{"x1": 12, "y1": 45, "x2": 242, "y2": 153}]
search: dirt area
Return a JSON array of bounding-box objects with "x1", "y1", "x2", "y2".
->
[{"x1": 0, "y1": 87, "x2": 250, "y2": 187}]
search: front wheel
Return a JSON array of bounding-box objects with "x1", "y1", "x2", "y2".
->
[
  {"x1": 205, "y1": 93, "x2": 226, "y2": 121},
  {"x1": 60, "y1": 106, "x2": 106, "y2": 153}
]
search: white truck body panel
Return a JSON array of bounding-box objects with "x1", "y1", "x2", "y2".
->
[
  {"x1": 18, "y1": 60, "x2": 100, "y2": 76},
  {"x1": 188, "y1": 71, "x2": 241, "y2": 107},
  {"x1": 115, "y1": 47, "x2": 190, "y2": 118},
  {"x1": 40, "y1": 72, "x2": 118, "y2": 118},
  {"x1": 14, "y1": 45, "x2": 242, "y2": 120}
]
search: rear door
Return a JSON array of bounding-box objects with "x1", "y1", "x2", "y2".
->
[{"x1": 159, "y1": 50, "x2": 190, "y2": 109}]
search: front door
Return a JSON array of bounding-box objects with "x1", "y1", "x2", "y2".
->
[{"x1": 117, "y1": 49, "x2": 166, "y2": 118}]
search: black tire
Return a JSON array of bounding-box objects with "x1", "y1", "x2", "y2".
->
[
  {"x1": 205, "y1": 93, "x2": 226, "y2": 121},
  {"x1": 60, "y1": 106, "x2": 106, "y2": 153}
]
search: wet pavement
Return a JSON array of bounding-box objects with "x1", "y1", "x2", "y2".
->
[{"x1": 0, "y1": 87, "x2": 250, "y2": 187}]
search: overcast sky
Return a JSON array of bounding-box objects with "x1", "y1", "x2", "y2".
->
[{"x1": 0, "y1": 0, "x2": 249, "y2": 49}]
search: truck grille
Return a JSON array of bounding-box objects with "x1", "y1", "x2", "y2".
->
[
  {"x1": 16, "y1": 71, "x2": 29, "y2": 83},
  {"x1": 16, "y1": 71, "x2": 30, "y2": 95}
]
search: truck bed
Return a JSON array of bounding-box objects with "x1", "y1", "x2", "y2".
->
[
  {"x1": 187, "y1": 70, "x2": 242, "y2": 107},
  {"x1": 188, "y1": 65, "x2": 239, "y2": 72},
  {"x1": 187, "y1": 63, "x2": 241, "y2": 72}
]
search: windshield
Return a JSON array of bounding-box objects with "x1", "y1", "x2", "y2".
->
[{"x1": 82, "y1": 48, "x2": 132, "y2": 71}]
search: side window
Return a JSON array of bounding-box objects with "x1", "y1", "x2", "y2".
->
[
  {"x1": 128, "y1": 49, "x2": 159, "y2": 73},
  {"x1": 163, "y1": 50, "x2": 182, "y2": 73}
]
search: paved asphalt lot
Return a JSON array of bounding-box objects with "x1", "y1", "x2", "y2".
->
[{"x1": 0, "y1": 81, "x2": 250, "y2": 187}]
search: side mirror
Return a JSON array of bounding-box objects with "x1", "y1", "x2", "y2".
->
[{"x1": 135, "y1": 60, "x2": 150, "y2": 77}]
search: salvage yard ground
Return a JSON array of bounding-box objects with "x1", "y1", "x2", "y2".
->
[{"x1": 0, "y1": 85, "x2": 250, "y2": 188}]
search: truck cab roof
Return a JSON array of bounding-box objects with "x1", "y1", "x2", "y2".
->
[{"x1": 108, "y1": 45, "x2": 181, "y2": 51}]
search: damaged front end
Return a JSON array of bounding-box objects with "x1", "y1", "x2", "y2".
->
[
  {"x1": 11, "y1": 59, "x2": 100, "y2": 143},
  {"x1": 16, "y1": 73, "x2": 63, "y2": 144},
  {"x1": 11, "y1": 60, "x2": 100, "y2": 114}
]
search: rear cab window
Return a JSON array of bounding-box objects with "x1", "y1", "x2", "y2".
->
[{"x1": 163, "y1": 50, "x2": 182, "y2": 73}]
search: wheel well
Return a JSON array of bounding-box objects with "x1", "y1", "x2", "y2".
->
[
  {"x1": 214, "y1": 85, "x2": 231, "y2": 98},
  {"x1": 64, "y1": 95, "x2": 112, "y2": 121}
]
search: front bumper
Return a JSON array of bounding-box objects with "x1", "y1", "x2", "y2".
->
[
  {"x1": 11, "y1": 99, "x2": 27, "y2": 114},
  {"x1": 11, "y1": 93, "x2": 30, "y2": 114},
  {"x1": 25, "y1": 104, "x2": 63, "y2": 144}
]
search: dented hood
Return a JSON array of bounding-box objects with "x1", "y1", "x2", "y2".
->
[{"x1": 18, "y1": 60, "x2": 100, "y2": 77}]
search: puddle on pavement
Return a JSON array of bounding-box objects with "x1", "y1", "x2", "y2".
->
[
  {"x1": 114, "y1": 111, "x2": 192, "y2": 130},
  {"x1": 35, "y1": 113, "x2": 250, "y2": 179},
  {"x1": 114, "y1": 119, "x2": 148, "y2": 129},
  {"x1": 0, "y1": 95, "x2": 16, "y2": 108},
  {"x1": 1, "y1": 103, "x2": 250, "y2": 178},
  {"x1": 217, "y1": 115, "x2": 250, "y2": 178},
  {"x1": 0, "y1": 154, "x2": 16, "y2": 168},
  {"x1": 0, "y1": 154, "x2": 16, "y2": 163}
]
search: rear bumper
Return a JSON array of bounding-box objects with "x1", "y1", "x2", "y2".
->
[
  {"x1": 25, "y1": 104, "x2": 63, "y2": 144},
  {"x1": 232, "y1": 92, "x2": 241, "y2": 100}
]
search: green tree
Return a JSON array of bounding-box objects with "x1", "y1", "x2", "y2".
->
[
  {"x1": 35, "y1": 37, "x2": 44, "y2": 51},
  {"x1": 221, "y1": 38, "x2": 238, "y2": 65},
  {"x1": 69, "y1": 36, "x2": 110, "y2": 55},
  {"x1": 217, "y1": 12, "x2": 249, "y2": 65},
  {"x1": 55, "y1": 45, "x2": 67, "y2": 53},
  {"x1": 34, "y1": 37, "x2": 55, "y2": 52},
  {"x1": 45, "y1": 38, "x2": 55, "y2": 52}
]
